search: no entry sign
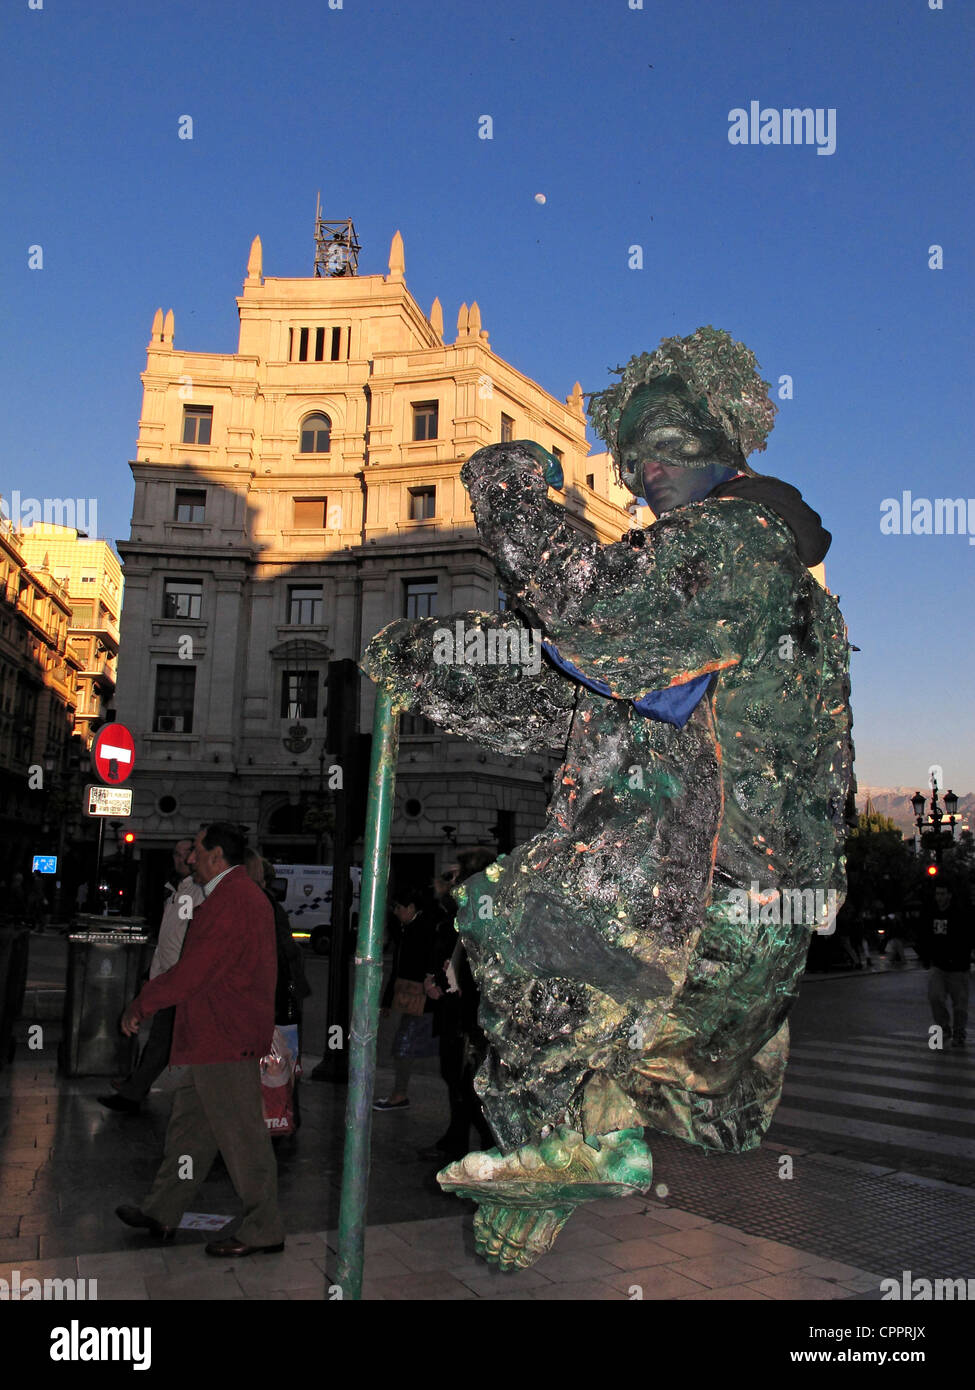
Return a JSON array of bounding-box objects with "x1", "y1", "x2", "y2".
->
[{"x1": 92, "y1": 723, "x2": 136, "y2": 784}]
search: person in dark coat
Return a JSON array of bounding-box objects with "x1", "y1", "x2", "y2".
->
[{"x1": 916, "y1": 880, "x2": 973, "y2": 1047}]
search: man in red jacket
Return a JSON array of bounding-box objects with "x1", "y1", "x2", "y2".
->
[{"x1": 115, "y1": 821, "x2": 285, "y2": 1256}]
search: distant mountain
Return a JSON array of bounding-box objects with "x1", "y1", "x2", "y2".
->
[{"x1": 855, "y1": 786, "x2": 974, "y2": 838}]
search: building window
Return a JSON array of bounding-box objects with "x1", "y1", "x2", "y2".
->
[
  {"x1": 182, "y1": 406, "x2": 213, "y2": 445},
  {"x1": 315, "y1": 327, "x2": 326, "y2": 362},
  {"x1": 497, "y1": 587, "x2": 507, "y2": 611},
  {"x1": 412, "y1": 402, "x2": 438, "y2": 442},
  {"x1": 174, "y1": 488, "x2": 206, "y2": 523},
  {"x1": 401, "y1": 713, "x2": 437, "y2": 735},
  {"x1": 153, "y1": 664, "x2": 195, "y2": 733},
  {"x1": 288, "y1": 585, "x2": 323, "y2": 625},
  {"x1": 586, "y1": 473, "x2": 595, "y2": 490},
  {"x1": 408, "y1": 486, "x2": 436, "y2": 521},
  {"x1": 293, "y1": 497, "x2": 328, "y2": 529},
  {"x1": 500, "y1": 413, "x2": 514, "y2": 443},
  {"x1": 80, "y1": 573, "x2": 96, "y2": 585},
  {"x1": 281, "y1": 670, "x2": 319, "y2": 720},
  {"x1": 330, "y1": 327, "x2": 342, "y2": 361},
  {"x1": 404, "y1": 579, "x2": 438, "y2": 619},
  {"x1": 299, "y1": 414, "x2": 331, "y2": 453},
  {"x1": 552, "y1": 447, "x2": 564, "y2": 464},
  {"x1": 298, "y1": 327, "x2": 309, "y2": 362},
  {"x1": 163, "y1": 578, "x2": 203, "y2": 620}
]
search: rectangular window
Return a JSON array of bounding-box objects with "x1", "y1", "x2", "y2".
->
[
  {"x1": 153, "y1": 664, "x2": 195, "y2": 733},
  {"x1": 71, "y1": 604, "x2": 94, "y2": 627},
  {"x1": 315, "y1": 327, "x2": 325, "y2": 362},
  {"x1": 174, "y1": 488, "x2": 206, "y2": 523},
  {"x1": 412, "y1": 401, "x2": 438, "y2": 442},
  {"x1": 500, "y1": 413, "x2": 514, "y2": 443},
  {"x1": 497, "y1": 587, "x2": 507, "y2": 611},
  {"x1": 408, "y1": 486, "x2": 436, "y2": 521},
  {"x1": 552, "y1": 447, "x2": 564, "y2": 464},
  {"x1": 298, "y1": 327, "x2": 309, "y2": 362},
  {"x1": 401, "y1": 713, "x2": 438, "y2": 735},
  {"x1": 181, "y1": 406, "x2": 212, "y2": 445},
  {"x1": 163, "y1": 578, "x2": 203, "y2": 620},
  {"x1": 281, "y1": 670, "x2": 319, "y2": 720},
  {"x1": 586, "y1": 473, "x2": 595, "y2": 490},
  {"x1": 330, "y1": 327, "x2": 342, "y2": 361},
  {"x1": 80, "y1": 573, "x2": 96, "y2": 585},
  {"x1": 404, "y1": 579, "x2": 438, "y2": 619},
  {"x1": 288, "y1": 585, "x2": 323, "y2": 625},
  {"x1": 288, "y1": 327, "x2": 294, "y2": 361},
  {"x1": 293, "y1": 498, "x2": 328, "y2": 529}
]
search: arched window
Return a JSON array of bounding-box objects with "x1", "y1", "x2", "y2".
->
[{"x1": 300, "y1": 413, "x2": 331, "y2": 453}]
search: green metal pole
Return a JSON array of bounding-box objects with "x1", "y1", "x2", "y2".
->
[{"x1": 335, "y1": 685, "x2": 400, "y2": 1300}]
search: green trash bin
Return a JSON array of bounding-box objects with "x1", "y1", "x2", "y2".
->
[{"x1": 59, "y1": 917, "x2": 153, "y2": 1077}]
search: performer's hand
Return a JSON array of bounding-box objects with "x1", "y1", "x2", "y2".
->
[
  {"x1": 423, "y1": 974, "x2": 443, "y2": 1000},
  {"x1": 120, "y1": 1003, "x2": 142, "y2": 1037}
]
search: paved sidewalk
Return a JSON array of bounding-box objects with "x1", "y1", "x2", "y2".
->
[{"x1": 2, "y1": 932, "x2": 971, "y2": 1301}]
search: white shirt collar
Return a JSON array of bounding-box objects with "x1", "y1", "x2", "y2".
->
[{"x1": 202, "y1": 864, "x2": 237, "y2": 898}]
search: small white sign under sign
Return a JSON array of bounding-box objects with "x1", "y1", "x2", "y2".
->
[{"x1": 85, "y1": 784, "x2": 133, "y2": 817}]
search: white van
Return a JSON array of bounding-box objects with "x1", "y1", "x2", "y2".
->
[{"x1": 271, "y1": 864, "x2": 362, "y2": 953}]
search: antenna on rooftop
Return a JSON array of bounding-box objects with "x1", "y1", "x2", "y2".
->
[{"x1": 314, "y1": 192, "x2": 360, "y2": 277}]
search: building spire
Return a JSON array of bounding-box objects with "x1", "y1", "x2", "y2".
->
[
  {"x1": 246, "y1": 235, "x2": 263, "y2": 283},
  {"x1": 387, "y1": 230, "x2": 405, "y2": 282},
  {"x1": 429, "y1": 297, "x2": 444, "y2": 339}
]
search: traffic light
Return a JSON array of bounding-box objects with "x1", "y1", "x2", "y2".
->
[
  {"x1": 925, "y1": 862, "x2": 939, "y2": 878},
  {"x1": 122, "y1": 831, "x2": 136, "y2": 845}
]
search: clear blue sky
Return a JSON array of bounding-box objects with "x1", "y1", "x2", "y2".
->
[{"x1": 3, "y1": 0, "x2": 973, "y2": 793}]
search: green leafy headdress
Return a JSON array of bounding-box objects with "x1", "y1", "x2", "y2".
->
[{"x1": 588, "y1": 326, "x2": 777, "y2": 478}]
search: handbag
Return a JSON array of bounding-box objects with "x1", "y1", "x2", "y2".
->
[{"x1": 391, "y1": 977, "x2": 426, "y2": 1016}]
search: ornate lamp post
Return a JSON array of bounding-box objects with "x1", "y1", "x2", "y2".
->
[{"x1": 909, "y1": 779, "x2": 959, "y2": 866}]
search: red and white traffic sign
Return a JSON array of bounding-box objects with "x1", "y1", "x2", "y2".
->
[{"x1": 92, "y1": 723, "x2": 136, "y2": 785}]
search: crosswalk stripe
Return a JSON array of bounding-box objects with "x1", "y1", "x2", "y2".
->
[
  {"x1": 771, "y1": 1106, "x2": 975, "y2": 1160},
  {"x1": 781, "y1": 1080, "x2": 974, "y2": 1123},
  {"x1": 790, "y1": 1040, "x2": 975, "y2": 1075},
  {"x1": 785, "y1": 1056, "x2": 974, "y2": 1101}
]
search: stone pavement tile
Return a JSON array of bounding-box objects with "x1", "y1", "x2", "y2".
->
[
  {"x1": 704, "y1": 1222, "x2": 766, "y2": 1245},
  {"x1": 602, "y1": 1264, "x2": 706, "y2": 1300},
  {"x1": 652, "y1": 1228, "x2": 754, "y2": 1260},
  {"x1": 665, "y1": 1252, "x2": 779, "y2": 1289},
  {"x1": 531, "y1": 1249, "x2": 631, "y2": 1284},
  {"x1": 733, "y1": 1238, "x2": 819, "y2": 1271},
  {"x1": 383, "y1": 1216, "x2": 469, "y2": 1246},
  {"x1": 548, "y1": 1219, "x2": 621, "y2": 1251},
  {"x1": 598, "y1": 1237, "x2": 685, "y2": 1272},
  {"x1": 837, "y1": 1272, "x2": 885, "y2": 1295},
  {"x1": 0, "y1": 1219, "x2": 19, "y2": 1240},
  {"x1": 0, "y1": 1236, "x2": 40, "y2": 1261},
  {"x1": 287, "y1": 1287, "x2": 323, "y2": 1300},
  {"x1": 0, "y1": 1257, "x2": 80, "y2": 1281},
  {"x1": 77, "y1": 1248, "x2": 179, "y2": 1278},
  {"x1": 592, "y1": 1213, "x2": 682, "y2": 1241},
  {"x1": 362, "y1": 1269, "x2": 478, "y2": 1300},
  {"x1": 811, "y1": 1154, "x2": 897, "y2": 1177},
  {"x1": 144, "y1": 1268, "x2": 246, "y2": 1300},
  {"x1": 528, "y1": 1279, "x2": 624, "y2": 1301},
  {"x1": 0, "y1": 1194, "x2": 60, "y2": 1215},
  {"x1": 84, "y1": 1277, "x2": 150, "y2": 1301},
  {"x1": 745, "y1": 1272, "x2": 855, "y2": 1301},
  {"x1": 678, "y1": 1284, "x2": 772, "y2": 1300},
  {"x1": 794, "y1": 1257, "x2": 878, "y2": 1283},
  {"x1": 233, "y1": 1257, "x2": 325, "y2": 1295},
  {"x1": 635, "y1": 1206, "x2": 713, "y2": 1231},
  {"x1": 18, "y1": 1213, "x2": 70, "y2": 1236},
  {"x1": 588, "y1": 1195, "x2": 655, "y2": 1218},
  {"x1": 324, "y1": 1251, "x2": 411, "y2": 1282},
  {"x1": 448, "y1": 1261, "x2": 553, "y2": 1297}
]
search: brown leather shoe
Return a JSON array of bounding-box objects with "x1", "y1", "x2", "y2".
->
[
  {"x1": 115, "y1": 1204, "x2": 176, "y2": 1240},
  {"x1": 204, "y1": 1236, "x2": 285, "y2": 1257}
]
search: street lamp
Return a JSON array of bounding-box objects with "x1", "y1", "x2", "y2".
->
[{"x1": 909, "y1": 778, "x2": 959, "y2": 865}]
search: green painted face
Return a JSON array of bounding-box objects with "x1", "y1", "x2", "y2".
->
[{"x1": 617, "y1": 378, "x2": 743, "y2": 513}]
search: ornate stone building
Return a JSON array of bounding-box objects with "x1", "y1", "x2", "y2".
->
[
  {"x1": 115, "y1": 226, "x2": 636, "y2": 901},
  {"x1": 17, "y1": 525, "x2": 122, "y2": 748},
  {"x1": 0, "y1": 515, "x2": 81, "y2": 887}
]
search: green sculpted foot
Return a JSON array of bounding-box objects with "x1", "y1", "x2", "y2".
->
[{"x1": 438, "y1": 1125, "x2": 653, "y2": 1270}]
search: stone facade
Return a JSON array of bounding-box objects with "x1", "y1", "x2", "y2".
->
[{"x1": 115, "y1": 229, "x2": 637, "y2": 900}]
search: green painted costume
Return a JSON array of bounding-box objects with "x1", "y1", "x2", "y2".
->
[{"x1": 362, "y1": 328, "x2": 854, "y2": 1266}]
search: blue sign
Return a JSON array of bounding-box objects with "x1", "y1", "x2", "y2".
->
[{"x1": 32, "y1": 855, "x2": 57, "y2": 874}]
